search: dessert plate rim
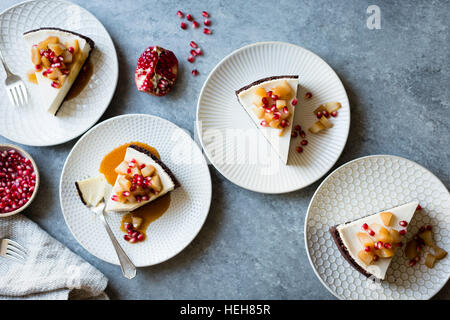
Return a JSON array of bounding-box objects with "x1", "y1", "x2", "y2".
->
[
  {"x1": 196, "y1": 41, "x2": 350, "y2": 194},
  {"x1": 304, "y1": 154, "x2": 450, "y2": 300},
  {"x1": 59, "y1": 114, "x2": 212, "y2": 267},
  {"x1": 0, "y1": 0, "x2": 118, "y2": 146}
]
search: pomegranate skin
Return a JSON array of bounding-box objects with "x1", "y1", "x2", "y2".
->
[{"x1": 135, "y1": 46, "x2": 178, "y2": 97}]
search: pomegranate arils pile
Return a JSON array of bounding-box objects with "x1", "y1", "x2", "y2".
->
[
  {"x1": 0, "y1": 149, "x2": 36, "y2": 214},
  {"x1": 177, "y1": 10, "x2": 213, "y2": 75},
  {"x1": 135, "y1": 46, "x2": 178, "y2": 97},
  {"x1": 123, "y1": 223, "x2": 145, "y2": 243}
]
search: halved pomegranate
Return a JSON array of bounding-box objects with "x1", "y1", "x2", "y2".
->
[{"x1": 135, "y1": 46, "x2": 178, "y2": 97}]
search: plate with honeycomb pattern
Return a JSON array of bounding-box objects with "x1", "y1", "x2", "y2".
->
[
  {"x1": 305, "y1": 155, "x2": 450, "y2": 300},
  {"x1": 0, "y1": 0, "x2": 118, "y2": 146},
  {"x1": 60, "y1": 114, "x2": 212, "y2": 267}
]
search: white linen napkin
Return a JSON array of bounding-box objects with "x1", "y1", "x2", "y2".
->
[{"x1": 0, "y1": 214, "x2": 108, "y2": 300}]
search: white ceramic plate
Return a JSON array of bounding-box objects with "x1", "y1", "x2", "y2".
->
[
  {"x1": 196, "y1": 42, "x2": 350, "y2": 193},
  {"x1": 305, "y1": 155, "x2": 450, "y2": 300},
  {"x1": 0, "y1": 0, "x2": 118, "y2": 146},
  {"x1": 60, "y1": 114, "x2": 212, "y2": 267}
]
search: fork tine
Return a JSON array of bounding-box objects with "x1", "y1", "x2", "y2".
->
[
  {"x1": 7, "y1": 242, "x2": 27, "y2": 257},
  {"x1": 19, "y1": 83, "x2": 28, "y2": 104},
  {"x1": 7, "y1": 239, "x2": 27, "y2": 253},
  {"x1": 4, "y1": 253, "x2": 25, "y2": 264},
  {"x1": 10, "y1": 87, "x2": 19, "y2": 106},
  {"x1": 14, "y1": 86, "x2": 24, "y2": 105},
  {"x1": 6, "y1": 249, "x2": 26, "y2": 261},
  {"x1": 6, "y1": 88, "x2": 16, "y2": 106}
]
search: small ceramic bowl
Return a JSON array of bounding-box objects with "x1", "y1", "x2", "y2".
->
[{"x1": 0, "y1": 144, "x2": 40, "y2": 217}]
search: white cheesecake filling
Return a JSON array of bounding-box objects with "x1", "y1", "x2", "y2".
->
[
  {"x1": 76, "y1": 175, "x2": 107, "y2": 207},
  {"x1": 237, "y1": 78, "x2": 298, "y2": 164},
  {"x1": 336, "y1": 201, "x2": 419, "y2": 280},
  {"x1": 105, "y1": 147, "x2": 176, "y2": 213},
  {"x1": 23, "y1": 29, "x2": 92, "y2": 115}
]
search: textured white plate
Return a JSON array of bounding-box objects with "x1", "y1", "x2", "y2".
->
[
  {"x1": 196, "y1": 42, "x2": 350, "y2": 193},
  {"x1": 305, "y1": 155, "x2": 450, "y2": 300},
  {"x1": 0, "y1": 0, "x2": 118, "y2": 146},
  {"x1": 60, "y1": 114, "x2": 212, "y2": 267}
]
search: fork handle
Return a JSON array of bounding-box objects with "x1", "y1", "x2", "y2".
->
[
  {"x1": 0, "y1": 49, "x2": 13, "y2": 76},
  {"x1": 99, "y1": 211, "x2": 137, "y2": 279}
]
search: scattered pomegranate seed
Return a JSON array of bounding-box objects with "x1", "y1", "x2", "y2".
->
[
  {"x1": 399, "y1": 220, "x2": 408, "y2": 227},
  {"x1": 192, "y1": 21, "x2": 200, "y2": 28},
  {"x1": 260, "y1": 120, "x2": 268, "y2": 127},
  {"x1": 204, "y1": 19, "x2": 211, "y2": 26},
  {"x1": 322, "y1": 110, "x2": 329, "y2": 118},
  {"x1": 192, "y1": 69, "x2": 199, "y2": 76},
  {"x1": 191, "y1": 49, "x2": 199, "y2": 56},
  {"x1": 409, "y1": 259, "x2": 416, "y2": 267},
  {"x1": 331, "y1": 111, "x2": 338, "y2": 117},
  {"x1": 187, "y1": 55, "x2": 195, "y2": 63},
  {"x1": 316, "y1": 111, "x2": 322, "y2": 119},
  {"x1": 364, "y1": 246, "x2": 371, "y2": 252},
  {"x1": 181, "y1": 22, "x2": 187, "y2": 29},
  {"x1": 305, "y1": 92, "x2": 312, "y2": 99},
  {"x1": 202, "y1": 11, "x2": 209, "y2": 17},
  {"x1": 291, "y1": 131, "x2": 298, "y2": 138},
  {"x1": 190, "y1": 41, "x2": 198, "y2": 48},
  {"x1": 176, "y1": 10, "x2": 184, "y2": 18},
  {"x1": 300, "y1": 130, "x2": 306, "y2": 138},
  {"x1": 203, "y1": 28, "x2": 212, "y2": 34},
  {"x1": 426, "y1": 224, "x2": 432, "y2": 230},
  {"x1": 373, "y1": 255, "x2": 379, "y2": 262},
  {"x1": 294, "y1": 124, "x2": 301, "y2": 131},
  {"x1": 369, "y1": 230, "x2": 375, "y2": 236},
  {"x1": 137, "y1": 234, "x2": 144, "y2": 241},
  {"x1": 35, "y1": 64, "x2": 41, "y2": 71},
  {"x1": 130, "y1": 237, "x2": 137, "y2": 243},
  {"x1": 68, "y1": 47, "x2": 74, "y2": 54},
  {"x1": 375, "y1": 241, "x2": 384, "y2": 249},
  {"x1": 124, "y1": 235, "x2": 131, "y2": 241},
  {"x1": 186, "y1": 14, "x2": 193, "y2": 21},
  {"x1": 384, "y1": 243, "x2": 392, "y2": 249},
  {"x1": 399, "y1": 229, "x2": 407, "y2": 236},
  {"x1": 416, "y1": 204, "x2": 422, "y2": 210},
  {"x1": 291, "y1": 98, "x2": 298, "y2": 106},
  {"x1": 419, "y1": 226, "x2": 426, "y2": 233},
  {"x1": 296, "y1": 146, "x2": 303, "y2": 153},
  {"x1": 300, "y1": 140, "x2": 308, "y2": 146},
  {"x1": 195, "y1": 48, "x2": 203, "y2": 56},
  {"x1": 362, "y1": 223, "x2": 369, "y2": 230},
  {"x1": 271, "y1": 94, "x2": 278, "y2": 100}
]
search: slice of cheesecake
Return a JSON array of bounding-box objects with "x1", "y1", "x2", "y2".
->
[
  {"x1": 105, "y1": 145, "x2": 180, "y2": 213},
  {"x1": 23, "y1": 27, "x2": 95, "y2": 115},
  {"x1": 236, "y1": 75, "x2": 299, "y2": 164},
  {"x1": 75, "y1": 175, "x2": 107, "y2": 207},
  {"x1": 330, "y1": 201, "x2": 419, "y2": 280}
]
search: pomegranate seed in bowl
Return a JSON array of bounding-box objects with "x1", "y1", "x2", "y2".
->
[{"x1": 0, "y1": 144, "x2": 39, "y2": 216}]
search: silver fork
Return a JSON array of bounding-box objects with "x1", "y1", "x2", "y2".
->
[
  {"x1": 0, "y1": 239, "x2": 27, "y2": 263},
  {"x1": 87, "y1": 201, "x2": 136, "y2": 279},
  {"x1": 0, "y1": 47, "x2": 28, "y2": 106}
]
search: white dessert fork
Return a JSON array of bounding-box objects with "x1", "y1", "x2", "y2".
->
[
  {"x1": 87, "y1": 200, "x2": 136, "y2": 279},
  {"x1": 0, "y1": 48, "x2": 28, "y2": 106},
  {"x1": 0, "y1": 239, "x2": 27, "y2": 263}
]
